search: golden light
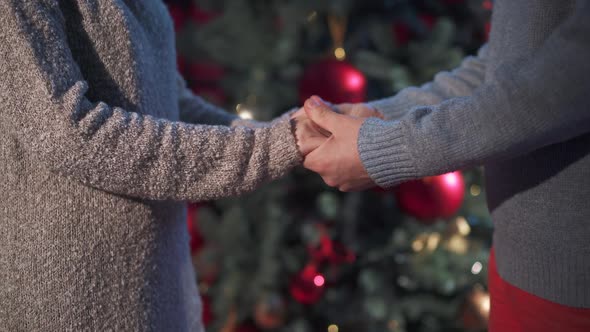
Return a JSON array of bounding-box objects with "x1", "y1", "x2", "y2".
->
[
  {"x1": 411, "y1": 234, "x2": 427, "y2": 252},
  {"x1": 426, "y1": 233, "x2": 441, "y2": 251},
  {"x1": 327, "y1": 324, "x2": 339, "y2": 332},
  {"x1": 307, "y1": 11, "x2": 318, "y2": 22},
  {"x1": 239, "y1": 110, "x2": 253, "y2": 120},
  {"x1": 454, "y1": 217, "x2": 471, "y2": 236},
  {"x1": 445, "y1": 234, "x2": 469, "y2": 254},
  {"x1": 470, "y1": 184, "x2": 482, "y2": 196},
  {"x1": 334, "y1": 47, "x2": 346, "y2": 60},
  {"x1": 236, "y1": 104, "x2": 254, "y2": 119}
]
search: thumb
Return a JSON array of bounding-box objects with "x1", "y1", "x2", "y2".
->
[{"x1": 304, "y1": 96, "x2": 342, "y2": 132}]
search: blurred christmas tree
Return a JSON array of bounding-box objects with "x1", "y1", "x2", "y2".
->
[{"x1": 168, "y1": 0, "x2": 494, "y2": 331}]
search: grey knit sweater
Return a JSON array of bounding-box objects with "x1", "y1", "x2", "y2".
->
[
  {"x1": 0, "y1": 1, "x2": 301, "y2": 331},
  {"x1": 360, "y1": 0, "x2": 590, "y2": 307}
]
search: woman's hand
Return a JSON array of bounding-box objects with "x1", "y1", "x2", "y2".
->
[{"x1": 291, "y1": 108, "x2": 330, "y2": 157}]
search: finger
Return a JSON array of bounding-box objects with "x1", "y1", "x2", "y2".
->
[
  {"x1": 304, "y1": 96, "x2": 344, "y2": 132},
  {"x1": 290, "y1": 107, "x2": 306, "y2": 119},
  {"x1": 336, "y1": 103, "x2": 353, "y2": 115},
  {"x1": 299, "y1": 136, "x2": 328, "y2": 156}
]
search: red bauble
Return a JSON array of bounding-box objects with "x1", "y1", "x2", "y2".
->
[
  {"x1": 299, "y1": 59, "x2": 367, "y2": 105},
  {"x1": 309, "y1": 233, "x2": 355, "y2": 265},
  {"x1": 187, "y1": 203, "x2": 205, "y2": 254},
  {"x1": 395, "y1": 172, "x2": 465, "y2": 221},
  {"x1": 289, "y1": 263, "x2": 325, "y2": 305}
]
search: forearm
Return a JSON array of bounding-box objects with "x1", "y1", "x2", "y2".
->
[
  {"x1": 3, "y1": 3, "x2": 301, "y2": 202},
  {"x1": 369, "y1": 45, "x2": 488, "y2": 121},
  {"x1": 359, "y1": 7, "x2": 590, "y2": 187}
]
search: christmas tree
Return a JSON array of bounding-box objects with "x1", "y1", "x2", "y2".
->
[{"x1": 168, "y1": 0, "x2": 494, "y2": 331}]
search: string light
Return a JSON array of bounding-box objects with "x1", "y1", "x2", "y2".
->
[
  {"x1": 334, "y1": 47, "x2": 346, "y2": 60},
  {"x1": 307, "y1": 11, "x2": 318, "y2": 22},
  {"x1": 470, "y1": 184, "x2": 482, "y2": 196},
  {"x1": 471, "y1": 261, "x2": 483, "y2": 275},
  {"x1": 236, "y1": 104, "x2": 254, "y2": 120},
  {"x1": 455, "y1": 217, "x2": 471, "y2": 236},
  {"x1": 327, "y1": 324, "x2": 339, "y2": 332},
  {"x1": 239, "y1": 110, "x2": 253, "y2": 120},
  {"x1": 313, "y1": 275, "x2": 325, "y2": 287},
  {"x1": 426, "y1": 233, "x2": 441, "y2": 251}
]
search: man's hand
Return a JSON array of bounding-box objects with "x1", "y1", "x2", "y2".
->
[
  {"x1": 302, "y1": 96, "x2": 376, "y2": 192},
  {"x1": 291, "y1": 108, "x2": 329, "y2": 156}
]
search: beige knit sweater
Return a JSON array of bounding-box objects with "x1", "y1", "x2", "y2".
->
[{"x1": 0, "y1": 1, "x2": 301, "y2": 330}]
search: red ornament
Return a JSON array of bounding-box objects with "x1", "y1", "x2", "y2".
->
[
  {"x1": 395, "y1": 172, "x2": 465, "y2": 221},
  {"x1": 187, "y1": 203, "x2": 205, "y2": 254},
  {"x1": 289, "y1": 263, "x2": 325, "y2": 305},
  {"x1": 309, "y1": 232, "x2": 355, "y2": 265},
  {"x1": 299, "y1": 59, "x2": 367, "y2": 105}
]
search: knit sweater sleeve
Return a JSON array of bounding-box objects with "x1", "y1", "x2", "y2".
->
[
  {"x1": 358, "y1": 3, "x2": 590, "y2": 188},
  {"x1": 368, "y1": 45, "x2": 488, "y2": 121},
  {"x1": 2, "y1": 2, "x2": 301, "y2": 201}
]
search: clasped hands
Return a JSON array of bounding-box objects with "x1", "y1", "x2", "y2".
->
[{"x1": 292, "y1": 96, "x2": 384, "y2": 192}]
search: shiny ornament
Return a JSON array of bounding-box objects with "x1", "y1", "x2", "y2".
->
[
  {"x1": 289, "y1": 263, "x2": 325, "y2": 305},
  {"x1": 309, "y1": 232, "x2": 355, "y2": 265},
  {"x1": 395, "y1": 172, "x2": 465, "y2": 221},
  {"x1": 298, "y1": 59, "x2": 367, "y2": 105},
  {"x1": 253, "y1": 293, "x2": 287, "y2": 330}
]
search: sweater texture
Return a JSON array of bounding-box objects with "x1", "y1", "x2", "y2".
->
[
  {"x1": 0, "y1": 0, "x2": 301, "y2": 330},
  {"x1": 360, "y1": 0, "x2": 590, "y2": 307}
]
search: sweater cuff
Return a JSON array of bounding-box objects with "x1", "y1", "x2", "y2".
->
[
  {"x1": 268, "y1": 117, "x2": 303, "y2": 176},
  {"x1": 358, "y1": 118, "x2": 419, "y2": 188}
]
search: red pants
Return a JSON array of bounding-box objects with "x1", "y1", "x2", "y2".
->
[{"x1": 488, "y1": 250, "x2": 590, "y2": 332}]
